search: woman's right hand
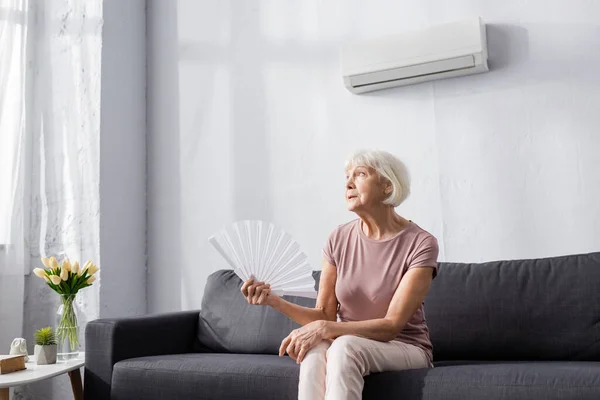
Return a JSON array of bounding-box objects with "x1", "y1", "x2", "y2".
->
[{"x1": 241, "y1": 277, "x2": 272, "y2": 306}]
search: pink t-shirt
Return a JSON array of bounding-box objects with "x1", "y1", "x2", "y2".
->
[{"x1": 322, "y1": 218, "x2": 439, "y2": 365}]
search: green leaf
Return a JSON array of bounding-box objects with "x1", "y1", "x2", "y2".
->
[
  {"x1": 73, "y1": 276, "x2": 83, "y2": 292},
  {"x1": 46, "y1": 281, "x2": 59, "y2": 293},
  {"x1": 59, "y1": 280, "x2": 69, "y2": 295}
]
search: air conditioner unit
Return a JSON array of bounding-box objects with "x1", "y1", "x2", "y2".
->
[{"x1": 340, "y1": 18, "x2": 489, "y2": 94}]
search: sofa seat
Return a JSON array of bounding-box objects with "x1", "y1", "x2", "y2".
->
[
  {"x1": 111, "y1": 354, "x2": 600, "y2": 400},
  {"x1": 111, "y1": 353, "x2": 301, "y2": 400},
  {"x1": 364, "y1": 360, "x2": 600, "y2": 400}
]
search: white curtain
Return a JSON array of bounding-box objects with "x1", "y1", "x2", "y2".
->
[
  {"x1": 0, "y1": 0, "x2": 102, "y2": 366},
  {"x1": 0, "y1": 0, "x2": 29, "y2": 351},
  {"x1": 27, "y1": 0, "x2": 103, "y2": 328}
]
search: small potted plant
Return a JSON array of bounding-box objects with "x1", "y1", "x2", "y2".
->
[{"x1": 34, "y1": 327, "x2": 57, "y2": 365}]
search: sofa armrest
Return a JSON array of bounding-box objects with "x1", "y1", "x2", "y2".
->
[{"x1": 84, "y1": 310, "x2": 200, "y2": 400}]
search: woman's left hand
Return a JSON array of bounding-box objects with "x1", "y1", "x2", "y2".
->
[{"x1": 279, "y1": 320, "x2": 331, "y2": 364}]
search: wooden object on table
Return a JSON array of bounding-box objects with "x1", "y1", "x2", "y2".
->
[{"x1": 0, "y1": 355, "x2": 26, "y2": 375}]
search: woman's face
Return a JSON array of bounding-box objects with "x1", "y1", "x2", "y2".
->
[{"x1": 345, "y1": 166, "x2": 389, "y2": 212}]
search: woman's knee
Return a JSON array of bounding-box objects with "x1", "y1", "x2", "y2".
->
[
  {"x1": 301, "y1": 340, "x2": 331, "y2": 363},
  {"x1": 325, "y1": 335, "x2": 365, "y2": 368}
]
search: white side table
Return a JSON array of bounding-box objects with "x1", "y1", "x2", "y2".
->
[{"x1": 0, "y1": 353, "x2": 84, "y2": 400}]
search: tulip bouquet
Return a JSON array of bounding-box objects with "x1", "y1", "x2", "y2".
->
[{"x1": 33, "y1": 257, "x2": 99, "y2": 354}]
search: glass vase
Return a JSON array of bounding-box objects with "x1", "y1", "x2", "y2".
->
[{"x1": 55, "y1": 294, "x2": 81, "y2": 361}]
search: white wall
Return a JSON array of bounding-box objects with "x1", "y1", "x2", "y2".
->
[
  {"x1": 147, "y1": 0, "x2": 182, "y2": 313},
  {"x1": 99, "y1": 0, "x2": 147, "y2": 319},
  {"x1": 147, "y1": 0, "x2": 600, "y2": 313}
]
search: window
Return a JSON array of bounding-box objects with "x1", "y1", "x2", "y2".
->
[{"x1": 0, "y1": 1, "x2": 28, "y2": 246}]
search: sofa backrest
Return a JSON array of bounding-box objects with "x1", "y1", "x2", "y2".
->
[
  {"x1": 425, "y1": 252, "x2": 600, "y2": 361},
  {"x1": 198, "y1": 252, "x2": 600, "y2": 361}
]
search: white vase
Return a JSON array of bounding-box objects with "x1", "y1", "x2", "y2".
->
[{"x1": 34, "y1": 344, "x2": 57, "y2": 365}]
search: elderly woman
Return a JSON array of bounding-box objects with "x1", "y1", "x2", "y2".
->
[{"x1": 241, "y1": 149, "x2": 439, "y2": 400}]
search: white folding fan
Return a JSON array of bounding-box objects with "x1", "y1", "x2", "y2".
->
[{"x1": 208, "y1": 220, "x2": 317, "y2": 299}]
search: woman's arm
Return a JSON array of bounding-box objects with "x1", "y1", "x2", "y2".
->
[
  {"x1": 322, "y1": 266, "x2": 434, "y2": 342},
  {"x1": 269, "y1": 259, "x2": 339, "y2": 326}
]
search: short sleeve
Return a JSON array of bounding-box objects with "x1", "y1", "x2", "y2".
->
[
  {"x1": 407, "y1": 235, "x2": 439, "y2": 279},
  {"x1": 322, "y1": 229, "x2": 337, "y2": 266}
]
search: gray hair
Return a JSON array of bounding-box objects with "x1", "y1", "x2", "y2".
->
[{"x1": 345, "y1": 149, "x2": 411, "y2": 207}]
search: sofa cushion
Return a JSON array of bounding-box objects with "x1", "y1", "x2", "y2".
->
[
  {"x1": 363, "y1": 360, "x2": 600, "y2": 400},
  {"x1": 196, "y1": 270, "x2": 317, "y2": 354},
  {"x1": 111, "y1": 353, "x2": 301, "y2": 400},
  {"x1": 111, "y1": 355, "x2": 600, "y2": 400},
  {"x1": 425, "y1": 252, "x2": 600, "y2": 361}
]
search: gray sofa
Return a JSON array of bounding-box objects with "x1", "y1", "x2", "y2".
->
[{"x1": 84, "y1": 252, "x2": 600, "y2": 400}]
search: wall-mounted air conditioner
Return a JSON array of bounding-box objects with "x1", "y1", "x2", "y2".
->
[{"x1": 341, "y1": 18, "x2": 489, "y2": 94}]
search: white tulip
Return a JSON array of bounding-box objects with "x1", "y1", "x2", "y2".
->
[
  {"x1": 49, "y1": 257, "x2": 60, "y2": 272},
  {"x1": 40, "y1": 257, "x2": 51, "y2": 268},
  {"x1": 72, "y1": 261, "x2": 80, "y2": 275},
  {"x1": 86, "y1": 275, "x2": 96, "y2": 284},
  {"x1": 60, "y1": 267, "x2": 68, "y2": 281},
  {"x1": 43, "y1": 275, "x2": 50, "y2": 283},
  {"x1": 87, "y1": 263, "x2": 99, "y2": 276},
  {"x1": 79, "y1": 260, "x2": 92, "y2": 277},
  {"x1": 33, "y1": 268, "x2": 47, "y2": 279},
  {"x1": 50, "y1": 275, "x2": 61, "y2": 285},
  {"x1": 62, "y1": 259, "x2": 72, "y2": 273}
]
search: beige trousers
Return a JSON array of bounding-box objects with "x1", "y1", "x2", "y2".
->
[{"x1": 298, "y1": 335, "x2": 431, "y2": 400}]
